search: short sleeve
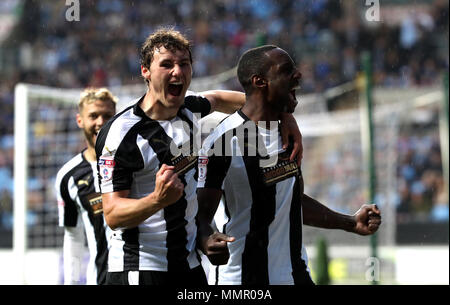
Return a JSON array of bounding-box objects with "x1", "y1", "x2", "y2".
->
[
  {"x1": 96, "y1": 126, "x2": 144, "y2": 194},
  {"x1": 197, "y1": 140, "x2": 231, "y2": 189},
  {"x1": 184, "y1": 93, "x2": 211, "y2": 118}
]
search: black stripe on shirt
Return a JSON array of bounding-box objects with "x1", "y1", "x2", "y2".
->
[
  {"x1": 240, "y1": 125, "x2": 276, "y2": 285},
  {"x1": 122, "y1": 227, "x2": 140, "y2": 271},
  {"x1": 290, "y1": 175, "x2": 305, "y2": 284},
  {"x1": 59, "y1": 164, "x2": 84, "y2": 227},
  {"x1": 139, "y1": 118, "x2": 192, "y2": 272}
]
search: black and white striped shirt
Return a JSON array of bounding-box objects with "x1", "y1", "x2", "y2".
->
[
  {"x1": 55, "y1": 151, "x2": 110, "y2": 284},
  {"x1": 95, "y1": 92, "x2": 211, "y2": 272},
  {"x1": 198, "y1": 110, "x2": 310, "y2": 285}
]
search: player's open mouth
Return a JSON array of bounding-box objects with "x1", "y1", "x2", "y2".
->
[
  {"x1": 168, "y1": 82, "x2": 183, "y2": 97},
  {"x1": 290, "y1": 84, "x2": 300, "y2": 100}
]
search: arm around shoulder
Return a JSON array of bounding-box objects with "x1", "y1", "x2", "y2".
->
[{"x1": 201, "y1": 90, "x2": 245, "y2": 114}]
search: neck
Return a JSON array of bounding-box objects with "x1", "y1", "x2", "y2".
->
[
  {"x1": 140, "y1": 90, "x2": 178, "y2": 120},
  {"x1": 241, "y1": 94, "x2": 280, "y2": 125},
  {"x1": 83, "y1": 146, "x2": 97, "y2": 162}
]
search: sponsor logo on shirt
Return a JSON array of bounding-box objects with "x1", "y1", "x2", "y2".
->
[
  {"x1": 87, "y1": 192, "x2": 103, "y2": 215},
  {"x1": 171, "y1": 154, "x2": 197, "y2": 176},
  {"x1": 261, "y1": 151, "x2": 300, "y2": 186}
]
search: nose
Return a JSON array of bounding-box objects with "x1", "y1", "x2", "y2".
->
[
  {"x1": 171, "y1": 64, "x2": 183, "y2": 77},
  {"x1": 294, "y1": 69, "x2": 302, "y2": 80},
  {"x1": 96, "y1": 116, "x2": 106, "y2": 127}
]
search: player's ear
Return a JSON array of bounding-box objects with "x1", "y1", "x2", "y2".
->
[
  {"x1": 76, "y1": 113, "x2": 83, "y2": 128},
  {"x1": 252, "y1": 75, "x2": 267, "y2": 88},
  {"x1": 141, "y1": 65, "x2": 151, "y2": 82}
]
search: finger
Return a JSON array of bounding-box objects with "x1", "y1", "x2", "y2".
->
[
  {"x1": 367, "y1": 204, "x2": 380, "y2": 213},
  {"x1": 368, "y1": 210, "x2": 381, "y2": 218},
  {"x1": 213, "y1": 233, "x2": 235, "y2": 243},
  {"x1": 281, "y1": 129, "x2": 289, "y2": 150},
  {"x1": 368, "y1": 224, "x2": 379, "y2": 233},
  {"x1": 158, "y1": 164, "x2": 175, "y2": 176},
  {"x1": 162, "y1": 169, "x2": 178, "y2": 182},
  {"x1": 368, "y1": 218, "x2": 382, "y2": 225},
  {"x1": 207, "y1": 244, "x2": 230, "y2": 252},
  {"x1": 289, "y1": 142, "x2": 302, "y2": 166}
]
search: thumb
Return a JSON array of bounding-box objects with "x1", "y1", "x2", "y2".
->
[
  {"x1": 216, "y1": 233, "x2": 235, "y2": 243},
  {"x1": 281, "y1": 129, "x2": 289, "y2": 150}
]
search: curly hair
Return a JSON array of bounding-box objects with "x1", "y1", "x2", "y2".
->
[{"x1": 140, "y1": 27, "x2": 192, "y2": 69}]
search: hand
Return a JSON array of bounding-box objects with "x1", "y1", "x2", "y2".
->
[
  {"x1": 353, "y1": 204, "x2": 382, "y2": 236},
  {"x1": 151, "y1": 164, "x2": 184, "y2": 207},
  {"x1": 279, "y1": 113, "x2": 303, "y2": 166},
  {"x1": 202, "y1": 232, "x2": 235, "y2": 265}
]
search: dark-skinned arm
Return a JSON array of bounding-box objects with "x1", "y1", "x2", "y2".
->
[
  {"x1": 196, "y1": 188, "x2": 235, "y2": 265},
  {"x1": 302, "y1": 194, "x2": 382, "y2": 236}
]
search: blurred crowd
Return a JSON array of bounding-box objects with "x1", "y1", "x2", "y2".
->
[
  {"x1": 396, "y1": 128, "x2": 448, "y2": 223},
  {"x1": 0, "y1": 0, "x2": 449, "y2": 242}
]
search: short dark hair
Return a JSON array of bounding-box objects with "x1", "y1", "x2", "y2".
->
[
  {"x1": 237, "y1": 45, "x2": 278, "y2": 93},
  {"x1": 140, "y1": 27, "x2": 192, "y2": 69}
]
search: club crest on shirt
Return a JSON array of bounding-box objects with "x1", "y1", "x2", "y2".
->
[
  {"x1": 87, "y1": 192, "x2": 103, "y2": 215},
  {"x1": 260, "y1": 150, "x2": 300, "y2": 186}
]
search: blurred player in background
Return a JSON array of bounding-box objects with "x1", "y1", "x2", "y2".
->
[
  {"x1": 55, "y1": 88, "x2": 117, "y2": 284},
  {"x1": 95, "y1": 28, "x2": 303, "y2": 285},
  {"x1": 196, "y1": 45, "x2": 382, "y2": 285}
]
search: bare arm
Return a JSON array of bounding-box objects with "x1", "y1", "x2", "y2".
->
[
  {"x1": 302, "y1": 194, "x2": 381, "y2": 235},
  {"x1": 201, "y1": 90, "x2": 303, "y2": 165},
  {"x1": 279, "y1": 113, "x2": 303, "y2": 166},
  {"x1": 201, "y1": 90, "x2": 245, "y2": 114},
  {"x1": 103, "y1": 164, "x2": 184, "y2": 230},
  {"x1": 196, "y1": 188, "x2": 235, "y2": 265}
]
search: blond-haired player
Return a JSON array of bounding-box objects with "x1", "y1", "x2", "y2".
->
[{"x1": 55, "y1": 87, "x2": 117, "y2": 284}]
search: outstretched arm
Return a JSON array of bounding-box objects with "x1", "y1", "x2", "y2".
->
[{"x1": 302, "y1": 194, "x2": 381, "y2": 235}]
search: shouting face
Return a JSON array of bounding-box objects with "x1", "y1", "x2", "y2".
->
[
  {"x1": 141, "y1": 46, "x2": 193, "y2": 111},
  {"x1": 265, "y1": 48, "x2": 302, "y2": 113}
]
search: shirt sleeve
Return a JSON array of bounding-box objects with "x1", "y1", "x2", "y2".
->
[
  {"x1": 197, "y1": 142, "x2": 231, "y2": 190},
  {"x1": 63, "y1": 224, "x2": 85, "y2": 285},
  {"x1": 97, "y1": 128, "x2": 144, "y2": 194},
  {"x1": 55, "y1": 170, "x2": 79, "y2": 228},
  {"x1": 184, "y1": 92, "x2": 211, "y2": 118}
]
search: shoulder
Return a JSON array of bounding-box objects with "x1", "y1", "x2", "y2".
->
[
  {"x1": 201, "y1": 111, "x2": 244, "y2": 152},
  {"x1": 183, "y1": 91, "x2": 211, "y2": 117},
  {"x1": 55, "y1": 153, "x2": 87, "y2": 190},
  {"x1": 96, "y1": 103, "x2": 143, "y2": 157},
  {"x1": 56, "y1": 153, "x2": 84, "y2": 181}
]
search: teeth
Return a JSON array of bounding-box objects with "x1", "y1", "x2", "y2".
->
[
  {"x1": 170, "y1": 82, "x2": 182, "y2": 85},
  {"x1": 291, "y1": 84, "x2": 301, "y2": 90}
]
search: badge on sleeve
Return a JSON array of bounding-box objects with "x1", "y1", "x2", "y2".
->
[
  {"x1": 198, "y1": 156, "x2": 208, "y2": 182},
  {"x1": 99, "y1": 157, "x2": 115, "y2": 182}
]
